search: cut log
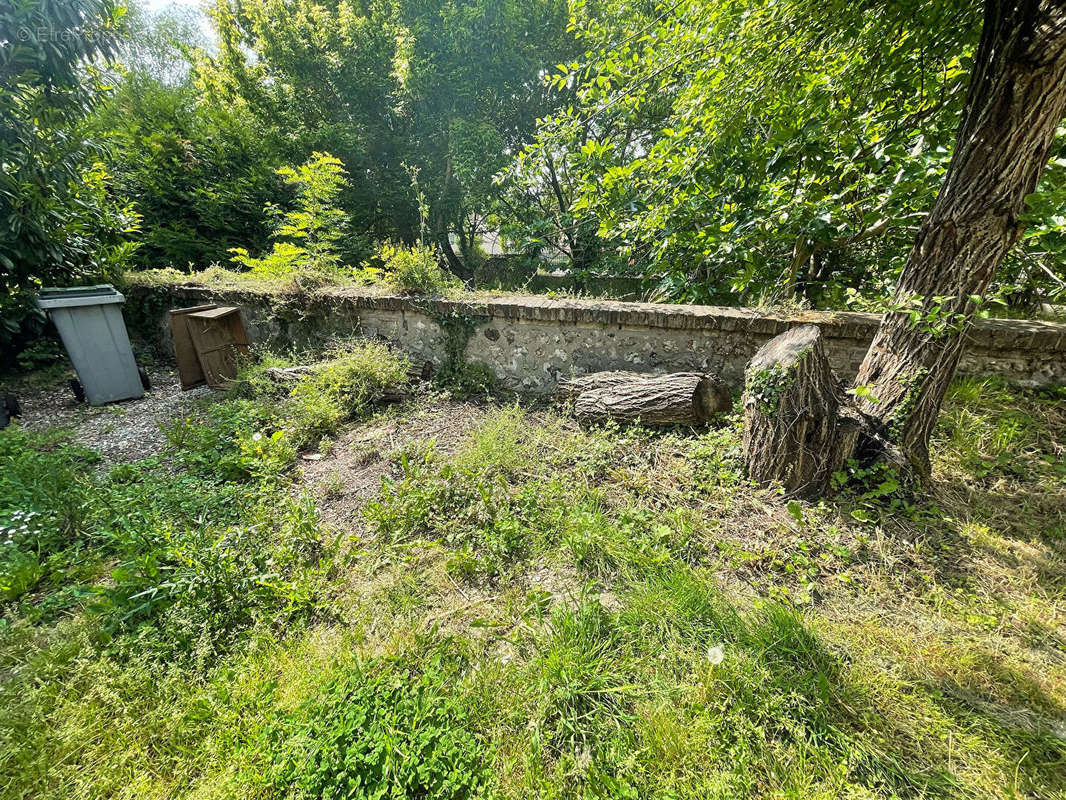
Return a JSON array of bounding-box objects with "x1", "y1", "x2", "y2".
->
[
  {"x1": 263, "y1": 366, "x2": 314, "y2": 384},
  {"x1": 573, "y1": 372, "x2": 731, "y2": 426},
  {"x1": 742, "y1": 324, "x2": 860, "y2": 499},
  {"x1": 557, "y1": 371, "x2": 652, "y2": 401}
]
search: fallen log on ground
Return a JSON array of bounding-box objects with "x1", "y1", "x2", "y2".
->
[
  {"x1": 742, "y1": 324, "x2": 861, "y2": 499},
  {"x1": 571, "y1": 372, "x2": 732, "y2": 426},
  {"x1": 263, "y1": 366, "x2": 314, "y2": 384},
  {"x1": 556, "y1": 370, "x2": 651, "y2": 401}
]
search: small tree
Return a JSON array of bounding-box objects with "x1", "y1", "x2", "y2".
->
[{"x1": 230, "y1": 152, "x2": 349, "y2": 277}]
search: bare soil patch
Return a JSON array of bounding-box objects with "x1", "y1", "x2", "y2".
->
[{"x1": 297, "y1": 395, "x2": 488, "y2": 534}]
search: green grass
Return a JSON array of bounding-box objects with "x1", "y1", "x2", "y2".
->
[{"x1": 1, "y1": 366, "x2": 1064, "y2": 799}]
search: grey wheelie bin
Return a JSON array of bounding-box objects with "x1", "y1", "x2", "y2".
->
[{"x1": 36, "y1": 285, "x2": 145, "y2": 406}]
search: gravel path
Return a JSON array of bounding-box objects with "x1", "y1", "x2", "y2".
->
[{"x1": 9, "y1": 366, "x2": 212, "y2": 464}]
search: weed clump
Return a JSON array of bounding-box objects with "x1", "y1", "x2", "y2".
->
[
  {"x1": 372, "y1": 241, "x2": 461, "y2": 295},
  {"x1": 264, "y1": 652, "x2": 488, "y2": 799},
  {"x1": 0, "y1": 428, "x2": 329, "y2": 664},
  {"x1": 233, "y1": 340, "x2": 411, "y2": 450},
  {"x1": 286, "y1": 343, "x2": 410, "y2": 447}
]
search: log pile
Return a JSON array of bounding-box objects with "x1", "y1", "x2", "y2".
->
[{"x1": 558, "y1": 370, "x2": 732, "y2": 427}]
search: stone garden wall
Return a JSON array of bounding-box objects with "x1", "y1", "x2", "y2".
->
[{"x1": 127, "y1": 282, "x2": 1066, "y2": 393}]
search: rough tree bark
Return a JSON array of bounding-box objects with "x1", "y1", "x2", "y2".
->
[
  {"x1": 853, "y1": 0, "x2": 1066, "y2": 477},
  {"x1": 571, "y1": 372, "x2": 731, "y2": 426},
  {"x1": 743, "y1": 325, "x2": 862, "y2": 499},
  {"x1": 557, "y1": 371, "x2": 654, "y2": 401}
]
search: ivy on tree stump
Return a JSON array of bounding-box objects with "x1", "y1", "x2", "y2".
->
[{"x1": 743, "y1": 324, "x2": 861, "y2": 499}]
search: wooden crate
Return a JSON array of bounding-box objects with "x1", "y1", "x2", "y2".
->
[
  {"x1": 170, "y1": 304, "x2": 218, "y2": 389},
  {"x1": 185, "y1": 307, "x2": 251, "y2": 389}
]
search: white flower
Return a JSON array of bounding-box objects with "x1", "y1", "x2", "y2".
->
[
  {"x1": 707, "y1": 645, "x2": 725, "y2": 665},
  {"x1": 252, "y1": 432, "x2": 263, "y2": 442}
]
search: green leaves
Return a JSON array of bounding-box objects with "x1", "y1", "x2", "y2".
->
[
  {"x1": 1, "y1": 0, "x2": 136, "y2": 357},
  {"x1": 505, "y1": 0, "x2": 998, "y2": 305},
  {"x1": 191, "y1": 0, "x2": 576, "y2": 278},
  {"x1": 229, "y1": 152, "x2": 350, "y2": 278},
  {"x1": 265, "y1": 655, "x2": 488, "y2": 799}
]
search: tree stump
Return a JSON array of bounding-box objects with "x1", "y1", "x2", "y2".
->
[
  {"x1": 742, "y1": 324, "x2": 860, "y2": 498},
  {"x1": 573, "y1": 372, "x2": 731, "y2": 426}
]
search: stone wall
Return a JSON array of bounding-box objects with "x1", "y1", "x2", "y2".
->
[{"x1": 126, "y1": 282, "x2": 1066, "y2": 392}]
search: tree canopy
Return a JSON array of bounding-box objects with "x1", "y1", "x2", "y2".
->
[
  {"x1": 3, "y1": 0, "x2": 1066, "y2": 364},
  {"x1": 502, "y1": 0, "x2": 1065, "y2": 305},
  {"x1": 190, "y1": 0, "x2": 575, "y2": 274}
]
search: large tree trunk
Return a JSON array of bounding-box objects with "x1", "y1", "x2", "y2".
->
[
  {"x1": 743, "y1": 325, "x2": 862, "y2": 499},
  {"x1": 572, "y1": 372, "x2": 731, "y2": 426},
  {"x1": 437, "y1": 229, "x2": 473, "y2": 284},
  {"x1": 853, "y1": 0, "x2": 1066, "y2": 477}
]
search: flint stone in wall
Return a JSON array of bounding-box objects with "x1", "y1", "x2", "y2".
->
[{"x1": 127, "y1": 284, "x2": 1066, "y2": 394}]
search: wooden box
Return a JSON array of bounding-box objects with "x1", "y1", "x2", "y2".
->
[
  {"x1": 184, "y1": 306, "x2": 251, "y2": 389},
  {"x1": 170, "y1": 304, "x2": 218, "y2": 389}
]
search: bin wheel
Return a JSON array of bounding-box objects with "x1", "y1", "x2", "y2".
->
[
  {"x1": 2, "y1": 394, "x2": 19, "y2": 418},
  {"x1": 70, "y1": 379, "x2": 86, "y2": 403},
  {"x1": 138, "y1": 367, "x2": 151, "y2": 391},
  {"x1": 0, "y1": 393, "x2": 18, "y2": 430}
]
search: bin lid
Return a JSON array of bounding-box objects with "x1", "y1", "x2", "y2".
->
[{"x1": 37, "y1": 285, "x2": 125, "y2": 310}]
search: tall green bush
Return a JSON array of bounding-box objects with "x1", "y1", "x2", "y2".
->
[
  {"x1": 194, "y1": 0, "x2": 576, "y2": 280},
  {"x1": 92, "y1": 75, "x2": 279, "y2": 271},
  {"x1": 0, "y1": 0, "x2": 136, "y2": 363},
  {"x1": 376, "y1": 241, "x2": 461, "y2": 295}
]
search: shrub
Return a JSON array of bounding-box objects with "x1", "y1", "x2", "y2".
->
[
  {"x1": 229, "y1": 152, "x2": 350, "y2": 279},
  {"x1": 376, "y1": 241, "x2": 460, "y2": 295},
  {"x1": 0, "y1": 0, "x2": 137, "y2": 362},
  {"x1": 230, "y1": 342, "x2": 411, "y2": 450},
  {"x1": 288, "y1": 344, "x2": 408, "y2": 441}
]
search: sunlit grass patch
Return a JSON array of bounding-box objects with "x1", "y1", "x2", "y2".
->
[
  {"x1": 3, "y1": 364, "x2": 1066, "y2": 799},
  {"x1": 939, "y1": 376, "x2": 1066, "y2": 483}
]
